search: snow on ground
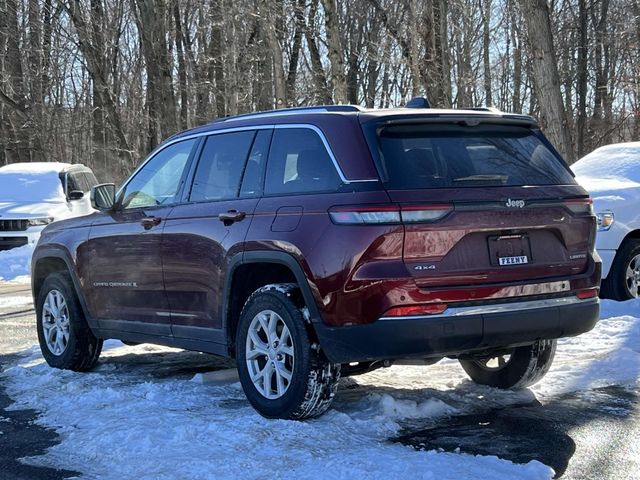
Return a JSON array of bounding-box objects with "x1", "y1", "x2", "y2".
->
[
  {"x1": 0, "y1": 244, "x2": 33, "y2": 282},
  {"x1": 0, "y1": 294, "x2": 33, "y2": 309},
  {"x1": 2, "y1": 300, "x2": 639, "y2": 480}
]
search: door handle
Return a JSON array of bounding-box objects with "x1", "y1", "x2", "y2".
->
[
  {"x1": 141, "y1": 216, "x2": 162, "y2": 230},
  {"x1": 218, "y1": 210, "x2": 246, "y2": 226}
]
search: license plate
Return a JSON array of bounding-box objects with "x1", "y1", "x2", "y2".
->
[
  {"x1": 498, "y1": 255, "x2": 529, "y2": 266},
  {"x1": 488, "y1": 235, "x2": 532, "y2": 267}
]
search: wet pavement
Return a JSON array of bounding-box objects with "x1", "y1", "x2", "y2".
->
[{"x1": 395, "y1": 385, "x2": 640, "y2": 478}]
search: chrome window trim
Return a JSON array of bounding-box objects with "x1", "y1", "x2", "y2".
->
[
  {"x1": 379, "y1": 296, "x2": 598, "y2": 321},
  {"x1": 118, "y1": 123, "x2": 379, "y2": 198}
]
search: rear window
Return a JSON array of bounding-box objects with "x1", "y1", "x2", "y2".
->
[{"x1": 375, "y1": 124, "x2": 576, "y2": 189}]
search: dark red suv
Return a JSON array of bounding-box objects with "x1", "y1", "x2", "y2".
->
[{"x1": 32, "y1": 102, "x2": 600, "y2": 419}]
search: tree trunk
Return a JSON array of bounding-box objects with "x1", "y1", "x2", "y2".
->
[
  {"x1": 320, "y1": 0, "x2": 347, "y2": 103},
  {"x1": 438, "y1": 0, "x2": 452, "y2": 107},
  {"x1": 209, "y1": 0, "x2": 226, "y2": 118},
  {"x1": 519, "y1": 0, "x2": 574, "y2": 162},
  {"x1": 482, "y1": 0, "x2": 493, "y2": 106},
  {"x1": 305, "y1": 0, "x2": 332, "y2": 104},
  {"x1": 66, "y1": 0, "x2": 131, "y2": 162},
  {"x1": 286, "y1": 0, "x2": 305, "y2": 105},
  {"x1": 131, "y1": 0, "x2": 178, "y2": 147},
  {"x1": 259, "y1": 0, "x2": 286, "y2": 108},
  {"x1": 174, "y1": 3, "x2": 188, "y2": 129},
  {"x1": 590, "y1": 0, "x2": 611, "y2": 147},
  {"x1": 576, "y1": 0, "x2": 588, "y2": 157},
  {"x1": 510, "y1": 0, "x2": 523, "y2": 112}
]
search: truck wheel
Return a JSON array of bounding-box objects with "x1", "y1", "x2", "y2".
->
[
  {"x1": 459, "y1": 339, "x2": 556, "y2": 389},
  {"x1": 601, "y1": 239, "x2": 640, "y2": 300},
  {"x1": 36, "y1": 272, "x2": 103, "y2": 372},
  {"x1": 236, "y1": 285, "x2": 340, "y2": 419}
]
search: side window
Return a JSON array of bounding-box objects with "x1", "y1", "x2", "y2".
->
[
  {"x1": 190, "y1": 131, "x2": 256, "y2": 202},
  {"x1": 240, "y1": 129, "x2": 272, "y2": 198},
  {"x1": 121, "y1": 139, "x2": 196, "y2": 209},
  {"x1": 66, "y1": 172, "x2": 80, "y2": 193},
  {"x1": 68, "y1": 171, "x2": 96, "y2": 193},
  {"x1": 83, "y1": 171, "x2": 99, "y2": 191},
  {"x1": 265, "y1": 128, "x2": 341, "y2": 195}
]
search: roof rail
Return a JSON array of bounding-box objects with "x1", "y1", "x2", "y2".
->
[{"x1": 212, "y1": 105, "x2": 364, "y2": 124}]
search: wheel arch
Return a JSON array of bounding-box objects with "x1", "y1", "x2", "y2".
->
[
  {"x1": 223, "y1": 251, "x2": 323, "y2": 357},
  {"x1": 32, "y1": 247, "x2": 97, "y2": 330},
  {"x1": 621, "y1": 229, "x2": 640, "y2": 244},
  {"x1": 608, "y1": 230, "x2": 640, "y2": 275}
]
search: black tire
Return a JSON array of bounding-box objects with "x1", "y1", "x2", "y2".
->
[
  {"x1": 36, "y1": 272, "x2": 103, "y2": 372},
  {"x1": 459, "y1": 339, "x2": 556, "y2": 389},
  {"x1": 601, "y1": 239, "x2": 640, "y2": 300},
  {"x1": 236, "y1": 284, "x2": 340, "y2": 420}
]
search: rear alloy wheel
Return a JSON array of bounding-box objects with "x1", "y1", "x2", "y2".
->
[
  {"x1": 459, "y1": 339, "x2": 556, "y2": 389},
  {"x1": 602, "y1": 239, "x2": 640, "y2": 300},
  {"x1": 36, "y1": 272, "x2": 103, "y2": 372},
  {"x1": 245, "y1": 309, "x2": 295, "y2": 399},
  {"x1": 236, "y1": 285, "x2": 340, "y2": 419}
]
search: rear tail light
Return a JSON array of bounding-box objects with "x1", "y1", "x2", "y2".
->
[
  {"x1": 383, "y1": 303, "x2": 448, "y2": 317},
  {"x1": 328, "y1": 205, "x2": 401, "y2": 224},
  {"x1": 329, "y1": 204, "x2": 453, "y2": 225},
  {"x1": 576, "y1": 288, "x2": 599, "y2": 299},
  {"x1": 565, "y1": 198, "x2": 594, "y2": 215},
  {"x1": 400, "y1": 204, "x2": 453, "y2": 223}
]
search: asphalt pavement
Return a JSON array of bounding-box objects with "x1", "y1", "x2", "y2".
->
[{"x1": 0, "y1": 281, "x2": 638, "y2": 479}]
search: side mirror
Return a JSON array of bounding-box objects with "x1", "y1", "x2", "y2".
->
[
  {"x1": 68, "y1": 190, "x2": 84, "y2": 201},
  {"x1": 91, "y1": 183, "x2": 116, "y2": 211}
]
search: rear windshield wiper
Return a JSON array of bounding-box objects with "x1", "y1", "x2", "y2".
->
[{"x1": 453, "y1": 174, "x2": 508, "y2": 184}]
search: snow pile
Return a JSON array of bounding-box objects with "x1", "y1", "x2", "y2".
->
[
  {"x1": 0, "y1": 162, "x2": 68, "y2": 203},
  {"x1": 3, "y1": 345, "x2": 552, "y2": 479},
  {"x1": 0, "y1": 244, "x2": 34, "y2": 282},
  {"x1": 533, "y1": 299, "x2": 640, "y2": 397},
  {"x1": 572, "y1": 142, "x2": 640, "y2": 183},
  {"x1": 377, "y1": 393, "x2": 458, "y2": 420}
]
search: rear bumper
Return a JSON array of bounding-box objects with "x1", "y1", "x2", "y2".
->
[{"x1": 314, "y1": 296, "x2": 599, "y2": 363}]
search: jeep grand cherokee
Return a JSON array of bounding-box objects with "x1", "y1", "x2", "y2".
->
[{"x1": 32, "y1": 101, "x2": 600, "y2": 419}]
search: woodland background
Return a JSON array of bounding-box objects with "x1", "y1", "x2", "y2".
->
[{"x1": 0, "y1": 0, "x2": 638, "y2": 181}]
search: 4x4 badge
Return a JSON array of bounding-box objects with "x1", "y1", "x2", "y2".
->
[{"x1": 506, "y1": 198, "x2": 525, "y2": 208}]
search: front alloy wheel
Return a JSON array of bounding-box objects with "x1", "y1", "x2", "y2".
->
[
  {"x1": 245, "y1": 309, "x2": 295, "y2": 399},
  {"x1": 42, "y1": 289, "x2": 71, "y2": 356},
  {"x1": 36, "y1": 272, "x2": 103, "y2": 371},
  {"x1": 601, "y1": 239, "x2": 640, "y2": 300},
  {"x1": 625, "y1": 253, "x2": 640, "y2": 299}
]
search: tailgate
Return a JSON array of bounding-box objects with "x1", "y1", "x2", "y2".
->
[{"x1": 390, "y1": 186, "x2": 595, "y2": 287}]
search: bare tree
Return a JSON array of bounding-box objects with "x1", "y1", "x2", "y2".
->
[{"x1": 519, "y1": 0, "x2": 574, "y2": 161}]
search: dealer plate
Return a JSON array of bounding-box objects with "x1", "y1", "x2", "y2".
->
[{"x1": 498, "y1": 255, "x2": 529, "y2": 266}]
